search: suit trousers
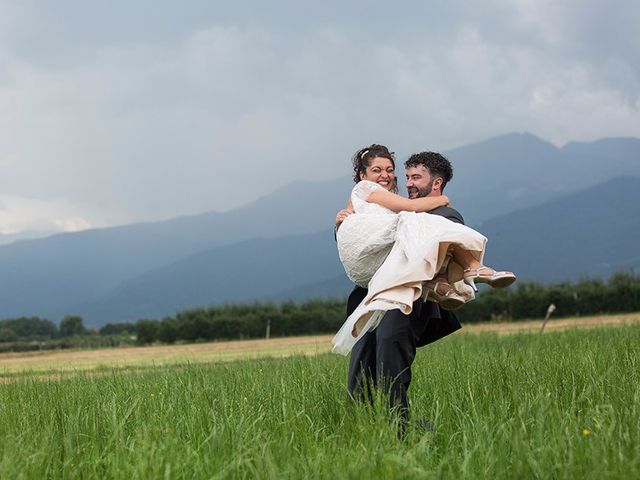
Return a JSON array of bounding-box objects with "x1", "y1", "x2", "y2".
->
[{"x1": 347, "y1": 299, "x2": 425, "y2": 420}]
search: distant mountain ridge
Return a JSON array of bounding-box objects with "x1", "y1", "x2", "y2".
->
[
  {"x1": 65, "y1": 230, "x2": 344, "y2": 323},
  {"x1": 446, "y1": 133, "x2": 640, "y2": 224},
  {"x1": 0, "y1": 132, "x2": 638, "y2": 324},
  {"x1": 478, "y1": 175, "x2": 640, "y2": 281},
  {"x1": 0, "y1": 230, "x2": 56, "y2": 246},
  {"x1": 0, "y1": 177, "x2": 350, "y2": 318}
]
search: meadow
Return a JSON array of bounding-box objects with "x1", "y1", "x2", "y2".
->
[{"x1": 1, "y1": 322, "x2": 639, "y2": 479}]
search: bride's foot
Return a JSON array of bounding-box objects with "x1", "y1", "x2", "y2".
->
[
  {"x1": 424, "y1": 277, "x2": 466, "y2": 310},
  {"x1": 463, "y1": 266, "x2": 516, "y2": 292}
]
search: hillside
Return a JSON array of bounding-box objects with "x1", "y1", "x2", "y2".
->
[
  {"x1": 73, "y1": 176, "x2": 640, "y2": 325},
  {"x1": 0, "y1": 177, "x2": 350, "y2": 319},
  {"x1": 478, "y1": 176, "x2": 640, "y2": 281},
  {"x1": 59, "y1": 230, "x2": 344, "y2": 324},
  {"x1": 446, "y1": 133, "x2": 640, "y2": 224}
]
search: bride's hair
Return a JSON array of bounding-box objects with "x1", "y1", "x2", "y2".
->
[{"x1": 352, "y1": 144, "x2": 397, "y2": 191}]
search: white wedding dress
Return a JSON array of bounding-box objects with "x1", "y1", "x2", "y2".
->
[{"x1": 332, "y1": 180, "x2": 487, "y2": 355}]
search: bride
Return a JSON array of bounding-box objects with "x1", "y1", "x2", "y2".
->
[{"x1": 332, "y1": 144, "x2": 515, "y2": 355}]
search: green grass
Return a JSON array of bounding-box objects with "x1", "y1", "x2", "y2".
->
[{"x1": 1, "y1": 325, "x2": 639, "y2": 479}]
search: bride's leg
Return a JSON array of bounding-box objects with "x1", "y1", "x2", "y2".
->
[
  {"x1": 449, "y1": 245, "x2": 482, "y2": 270},
  {"x1": 449, "y1": 245, "x2": 516, "y2": 290}
]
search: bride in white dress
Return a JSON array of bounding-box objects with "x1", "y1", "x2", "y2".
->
[{"x1": 332, "y1": 145, "x2": 515, "y2": 355}]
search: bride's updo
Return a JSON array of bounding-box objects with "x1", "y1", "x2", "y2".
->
[{"x1": 352, "y1": 144, "x2": 395, "y2": 183}]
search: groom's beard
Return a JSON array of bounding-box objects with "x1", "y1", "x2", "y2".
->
[{"x1": 407, "y1": 180, "x2": 434, "y2": 199}]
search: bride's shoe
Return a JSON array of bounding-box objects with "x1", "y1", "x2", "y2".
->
[
  {"x1": 463, "y1": 266, "x2": 516, "y2": 292},
  {"x1": 423, "y1": 277, "x2": 466, "y2": 310}
]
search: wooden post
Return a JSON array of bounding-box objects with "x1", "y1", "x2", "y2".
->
[
  {"x1": 540, "y1": 303, "x2": 556, "y2": 333},
  {"x1": 265, "y1": 319, "x2": 271, "y2": 340}
]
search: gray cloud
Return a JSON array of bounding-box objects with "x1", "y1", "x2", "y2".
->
[{"x1": 0, "y1": 0, "x2": 638, "y2": 229}]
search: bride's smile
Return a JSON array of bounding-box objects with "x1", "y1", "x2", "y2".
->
[{"x1": 359, "y1": 157, "x2": 396, "y2": 191}]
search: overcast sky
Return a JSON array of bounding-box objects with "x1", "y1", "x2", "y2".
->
[{"x1": 1, "y1": 0, "x2": 639, "y2": 234}]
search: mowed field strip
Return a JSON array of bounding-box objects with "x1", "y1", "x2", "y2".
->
[{"x1": 2, "y1": 312, "x2": 639, "y2": 376}]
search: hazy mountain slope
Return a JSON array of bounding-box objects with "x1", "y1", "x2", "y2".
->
[
  {"x1": 266, "y1": 274, "x2": 355, "y2": 303},
  {"x1": 562, "y1": 137, "x2": 640, "y2": 169},
  {"x1": 478, "y1": 176, "x2": 640, "y2": 281},
  {"x1": 0, "y1": 230, "x2": 56, "y2": 246},
  {"x1": 0, "y1": 177, "x2": 350, "y2": 318},
  {"x1": 76, "y1": 176, "x2": 640, "y2": 325},
  {"x1": 72, "y1": 230, "x2": 343, "y2": 325},
  {"x1": 446, "y1": 132, "x2": 640, "y2": 224}
]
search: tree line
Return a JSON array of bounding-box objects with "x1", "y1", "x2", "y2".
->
[
  {"x1": 0, "y1": 315, "x2": 87, "y2": 343},
  {"x1": 0, "y1": 315, "x2": 127, "y2": 353},
  {"x1": 454, "y1": 271, "x2": 640, "y2": 324},
  {"x1": 133, "y1": 271, "x2": 640, "y2": 344},
  {"x1": 1, "y1": 271, "x2": 638, "y2": 351}
]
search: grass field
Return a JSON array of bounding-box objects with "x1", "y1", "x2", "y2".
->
[{"x1": 1, "y1": 317, "x2": 639, "y2": 478}]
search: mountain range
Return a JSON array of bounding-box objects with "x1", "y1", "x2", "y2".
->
[
  {"x1": 446, "y1": 133, "x2": 640, "y2": 223},
  {"x1": 1, "y1": 132, "x2": 638, "y2": 326}
]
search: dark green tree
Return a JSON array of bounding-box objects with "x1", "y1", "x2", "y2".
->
[
  {"x1": 99, "y1": 322, "x2": 136, "y2": 336},
  {"x1": 59, "y1": 315, "x2": 87, "y2": 337},
  {"x1": 0, "y1": 328, "x2": 17, "y2": 343},
  {"x1": 157, "y1": 317, "x2": 179, "y2": 344},
  {"x1": 0, "y1": 317, "x2": 58, "y2": 338},
  {"x1": 136, "y1": 319, "x2": 159, "y2": 345}
]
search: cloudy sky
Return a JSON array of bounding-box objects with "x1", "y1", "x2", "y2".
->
[{"x1": 1, "y1": 0, "x2": 639, "y2": 235}]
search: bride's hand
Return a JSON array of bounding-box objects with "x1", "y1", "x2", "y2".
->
[{"x1": 441, "y1": 195, "x2": 450, "y2": 207}]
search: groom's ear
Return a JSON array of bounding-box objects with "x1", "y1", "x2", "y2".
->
[{"x1": 433, "y1": 176, "x2": 444, "y2": 192}]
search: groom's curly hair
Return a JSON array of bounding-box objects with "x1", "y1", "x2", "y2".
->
[{"x1": 404, "y1": 152, "x2": 454, "y2": 192}]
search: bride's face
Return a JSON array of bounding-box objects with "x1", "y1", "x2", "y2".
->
[{"x1": 360, "y1": 157, "x2": 396, "y2": 191}]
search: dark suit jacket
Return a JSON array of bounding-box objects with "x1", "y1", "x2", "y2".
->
[{"x1": 346, "y1": 205, "x2": 465, "y2": 348}]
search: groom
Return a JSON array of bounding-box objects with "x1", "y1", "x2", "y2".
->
[{"x1": 335, "y1": 151, "x2": 464, "y2": 423}]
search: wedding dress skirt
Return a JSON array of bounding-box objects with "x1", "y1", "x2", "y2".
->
[{"x1": 332, "y1": 181, "x2": 487, "y2": 355}]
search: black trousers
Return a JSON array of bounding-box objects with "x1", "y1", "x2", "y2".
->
[{"x1": 347, "y1": 299, "x2": 425, "y2": 420}]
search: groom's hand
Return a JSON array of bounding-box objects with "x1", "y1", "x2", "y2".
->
[{"x1": 335, "y1": 208, "x2": 354, "y2": 230}]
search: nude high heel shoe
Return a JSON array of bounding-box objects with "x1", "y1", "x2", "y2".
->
[
  {"x1": 463, "y1": 266, "x2": 516, "y2": 292},
  {"x1": 423, "y1": 277, "x2": 466, "y2": 310}
]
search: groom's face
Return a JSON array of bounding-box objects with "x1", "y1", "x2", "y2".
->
[{"x1": 406, "y1": 165, "x2": 435, "y2": 198}]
